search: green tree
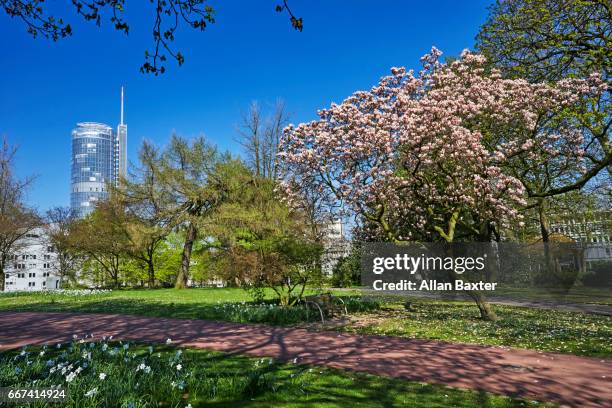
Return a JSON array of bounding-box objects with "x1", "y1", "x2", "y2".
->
[
  {"x1": 331, "y1": 246, "x2": 361, "y2": 288},
  {"x1": 157, "y1": 135, "x2": 235, "y2": 288},
  {"x1": 68, "y1": 198, "x2": 130, "y2": 288},
  {"x1": 477, "y1": 0, "x2": 612, "y2": 242},
  {"x1": 117, "y1": 141, "x2": 173, "y2": 287},
  {"x1": 207, "y1": 170, "x2": 323, "y2": 306}
]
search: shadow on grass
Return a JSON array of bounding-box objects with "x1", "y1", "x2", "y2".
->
[
  {"x1": 173, "y1": 350, "x2": 538, "y2": 408},
  {"x1": 0, "y1": 295, "x2": 379, "y2": 326}
]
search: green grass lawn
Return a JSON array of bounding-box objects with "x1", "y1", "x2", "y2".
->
[
  {"x1": 0, "y1": 339, "x2": 552, "y2": 407},
  {"x1": 0, "y1": 288, "x2": 372, "y2": 325},
  {"x1": 339, "y1": 299, "x2": 612, "y2": 357},
  {"x1": 0, "y1": 288, "x2": 610, "y2": 357}
]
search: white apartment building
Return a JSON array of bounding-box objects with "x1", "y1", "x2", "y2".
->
[
  {"x1": 3, "y1": 227, "x2": 60, "y2": 292},
  {"x1": 548, "y1": 210, "x2": 612, "y2": 266},
  {"x1": 321, "y1": 219, "x2": 351, "y2": 276}
]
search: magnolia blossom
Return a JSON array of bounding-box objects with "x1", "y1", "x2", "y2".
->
[{"x1": 279, "y1": 48, "x2": 603, "y2": 241}]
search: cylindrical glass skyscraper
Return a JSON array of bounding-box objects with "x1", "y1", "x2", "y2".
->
[{"x1": 70, "y1": 122, "x2": 114, "y2": 218}]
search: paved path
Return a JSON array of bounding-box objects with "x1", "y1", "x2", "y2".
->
[
  {"x1": 335, "y1": 288, "x2": 612, "y2": 316},
  {"x1": 0, "y1": 312, "x2": 610, "y2": 407}
]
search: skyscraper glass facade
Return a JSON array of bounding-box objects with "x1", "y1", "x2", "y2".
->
[
  {"x1": 71, "y1": 88, "x2": 127, "y2": 218},
  {"x1": 70, "y1": 122, "x2": 115, "y2": 218}
]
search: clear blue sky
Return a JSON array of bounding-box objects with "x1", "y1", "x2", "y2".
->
[{"x1": 0, "y1": 0, "x2": 491, "y2": 211}]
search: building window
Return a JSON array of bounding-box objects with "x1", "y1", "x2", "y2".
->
[
  {"x1": 28, "y1": 272, "x2": 35, "y2": 278},
  {"x1": 28, "y1": 282, "x2": 35, "y2": 287}
]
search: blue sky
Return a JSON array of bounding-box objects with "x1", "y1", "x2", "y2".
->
[{"x1": 0, "y1": 0, "x2": 491, "y2": 211}]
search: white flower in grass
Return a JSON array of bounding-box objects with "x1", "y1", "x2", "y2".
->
[
  {"x1": 65, "y1": 372, "x2": 77, "y2": 383},
  {"x1": 148, "y1": 346, "x2": 154, "y2": 354},
  {"x1": 72, "y1": 334, "x2": 78, "y2": 340},
  {"x1": 144, "y1": 366, "x2": 151, "y2": 374},
  {"x1": 176, "y1": 364, "x2": 182, "y2": 371},
  {"x1": 185, "y1": 404, "x2": 193, "y2": 408},
  {"x1": 102, "y1": 343, "x2": 108, "y2": 351},
  {"x1": 85, "y1": 387, "x2": 98, "y2": 397},
  {"x1": 99, "y1": 373, "x2": 107, "y2": 380},
  {"x1": 166, "y1": 338, "x2": 172, "y2": 344},
  {"x1": 56, "y1": 343, "x2": 62, "y2": 349},
  {"x1": 39, "y1": 351, "x2": 45, "y2": 357}
]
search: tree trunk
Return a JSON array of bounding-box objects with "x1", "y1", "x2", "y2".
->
[
  {"x1": 176, "y1": 222, "x2": 197, "y2": 289},
  {"x1": 147, "y1": 260, "x2": 155, "y2": 288},
  {"x1": 146, "y1": 245, "x2": 156, "y2": 288},
  {"x1": 537, "y1": 198, "x2": 551, "y2": 243},
  {"x1": 113, "y1": 254, "x2": 120, "y2": 289},
  {"x1": 0, "y1": 258, "x2": 6, "y2": 292},
  {"x1": 444, "y1": 239, "x2": 498, "y2": 321},
  {"x1": 466, "y1": 290, "x2": 498, "y2": 321},
  {"x1": 537, "y1": 198, "x2": 554, "y2": 287}
]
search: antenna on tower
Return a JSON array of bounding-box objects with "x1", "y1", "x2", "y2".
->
[{"x1": 120, "y1": 86, "x2": 124, "y2": 125}]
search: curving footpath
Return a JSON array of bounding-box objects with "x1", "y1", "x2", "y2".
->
[{"x1": 0, "y1": 312, "x2": 610, "y2": 407}]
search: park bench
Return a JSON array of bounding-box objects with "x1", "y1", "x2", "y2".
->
[{"x1": 301, "y1": 293, "x2": 348, "y2": 322}]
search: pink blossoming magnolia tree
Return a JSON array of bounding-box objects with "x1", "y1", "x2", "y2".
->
[{"x1": 278, "y1": 48, "x2": 603, "y2": 320}]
